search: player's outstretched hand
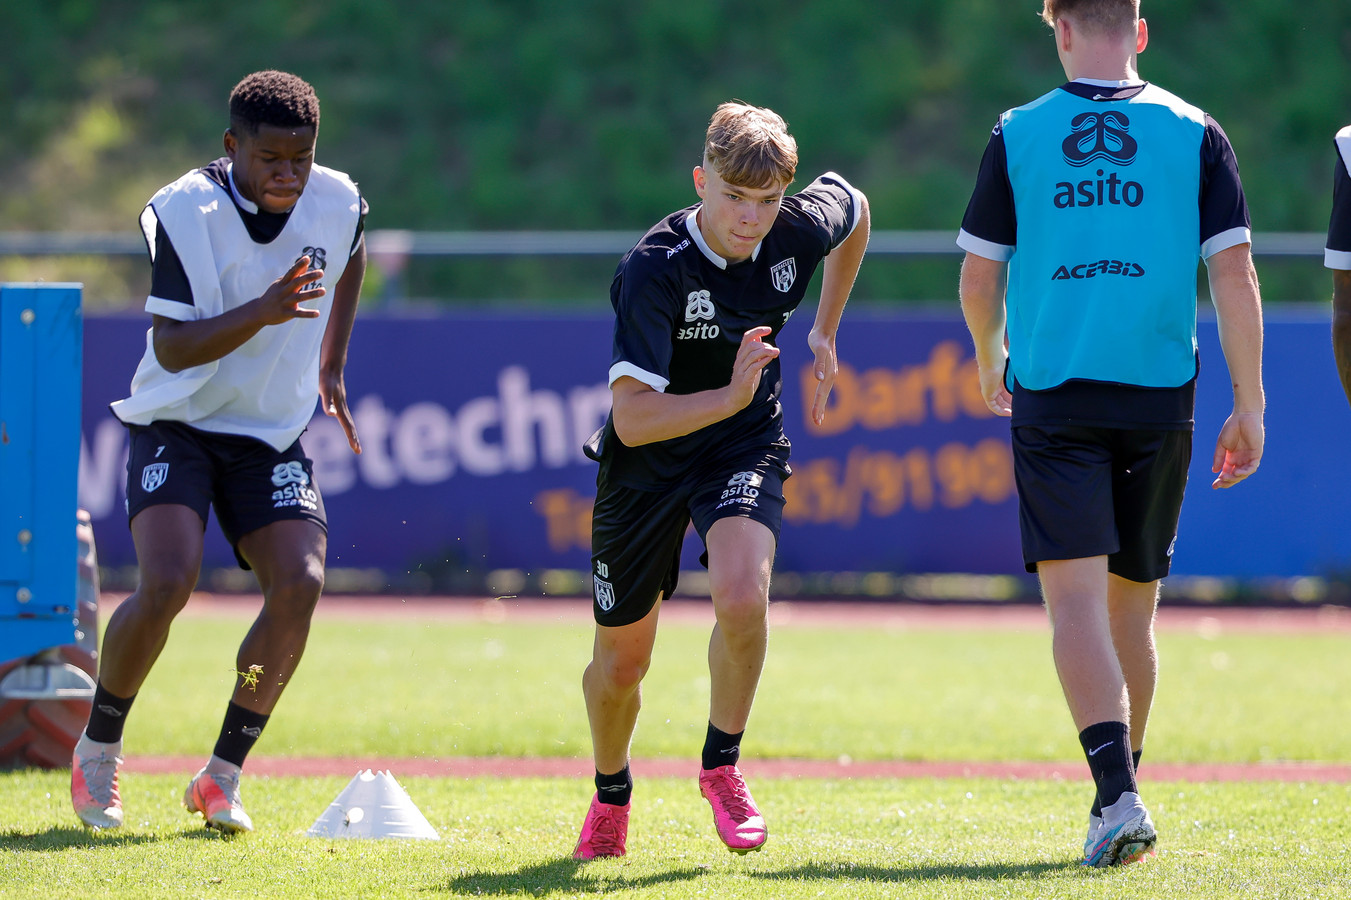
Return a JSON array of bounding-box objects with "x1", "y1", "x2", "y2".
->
[
  {"x1": 728, "y1": 326, "x2": 781, "y2": 412},
  {"x1": 320, "y1": 371, "x2": 361, "y2": 454},
  {"x1": 1211, "y1": 411, "x2": 1263, "y2": 489},
  {"x1": 257, "y1": 256, "x2": 326, "y2": 325},
  {"x1": 807, "y1": 328, "x2": 838, "y2": 427}
]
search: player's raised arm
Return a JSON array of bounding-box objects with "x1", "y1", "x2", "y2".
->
[
  {"x1": 611, "y1": 327, "x2": 780, "y2": 447},
  {"x1": 152, "y1": 256, "x2": 324, "y2": 373}
]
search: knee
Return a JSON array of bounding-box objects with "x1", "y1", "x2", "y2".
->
[
  {"x1": 711, "y1": 577, "x2": 769, "y2": 636},
  {"x1": 132, "y1": 567, "x2": 196, "y2": 621},
  {"x1": 591, "y1": 650, "x2": 651, "y2": 693},
  {"x1": 262, "y1": 560, "x2": 324, "y2": 620}
]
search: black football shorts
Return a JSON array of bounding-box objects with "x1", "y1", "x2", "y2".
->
[
  {"x1": 125, "y1": 420, "x2": 326, "y2": 569},
  {"x1": 588, "y1": 449, "x2": 790, "y2": 627},
  {"x1": 1012, "y1": 423, "x2": 1191, "y2": 583}
]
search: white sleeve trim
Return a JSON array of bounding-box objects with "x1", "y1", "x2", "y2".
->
[
  {"x1": 145, "y1": 296, "x2": 197, "y2": 320},
  {"x1": 608, "y1": 361, "x2": 668, "y2": 392},
  {"x1": 956, "y1": 229, "x2": 1015, "y2": 262},
  {"x1": 1326, "y1": 248, "x2": 1351, "y2": 271},
  {"x1": 1200, "y1": 226, "x2": 1250, "y2": 260},
  {"x1": 820, "y1": 171, "x2": 865, "y2": 242},
  {"x1": 1337, "y1": 126, "x2": 1351, "y2": 177}
]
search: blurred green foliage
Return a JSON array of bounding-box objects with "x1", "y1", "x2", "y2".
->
[{"x1": 3, "y1": 1, "x2": 1349, "y2": 306}]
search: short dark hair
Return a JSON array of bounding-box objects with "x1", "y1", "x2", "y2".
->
[{"x1": 228, "y1": 70, "x2": 320, "y2": 136}]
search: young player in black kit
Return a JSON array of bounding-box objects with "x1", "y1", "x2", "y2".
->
[
  {"x1": 573, "y1": 101, "x2": 870, "y2": 858},
  {"x1": 71, "y1": 70, "x2": 367, "y2": 834}
]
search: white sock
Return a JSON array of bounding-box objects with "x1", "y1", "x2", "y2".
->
[
  {"x1": 75, "y1": 732, "x2": 121, "y2": 758},
  {"x1": 203, "y1": 754, "x2": 242, "y2": 776}
]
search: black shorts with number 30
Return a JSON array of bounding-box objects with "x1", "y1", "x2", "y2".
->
[
  {"x1": 125, "y1": 420, "x2": 326, "y2": 570},
  {"x1": 589, "y1": 449, "x2": 791, "y2": 627}
]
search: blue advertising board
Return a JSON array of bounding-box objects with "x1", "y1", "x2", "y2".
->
[
  {"x1": 1, "y1": 284, "x2": 82, "y2": 659},
  {"x1": 78, "y1": 308, "x2": 1349, "y2": 584}
]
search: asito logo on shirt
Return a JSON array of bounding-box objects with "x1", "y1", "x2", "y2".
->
[
  {"x1": 1054, "y1": 111, "x2": 1144, "y2": 209},
  {"x1": 678, "y1": 290, "x2": 721, "y2": 340},
  {"x1": 1062, "y1": 112, "x2": 1138, "y2": 167}
]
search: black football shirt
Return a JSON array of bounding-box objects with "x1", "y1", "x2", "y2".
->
[
  {"x1": 1326, "y1": 127, "x2": 1351, "y2": 271},
  {"x1": 597, "y1": 172, "x2": 863, "y2": 489}
]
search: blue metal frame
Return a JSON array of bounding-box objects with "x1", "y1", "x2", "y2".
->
[{"x1": 0, "y1": 284, "x2": 82, "y2": 660}]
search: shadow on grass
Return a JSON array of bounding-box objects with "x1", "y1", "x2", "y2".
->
[
  {"x1": 752, "y1": 859, "x2": 1077, "y2": 884},
  {"x1": 441, "y1": 857, "x2": 706, "y2": 896},
  {"x1": 439, "y1": 855, "x2": 1078, "y2": 895},
  {"x1": 0, "y1": 824, "x2": 246, "y2": 853}
]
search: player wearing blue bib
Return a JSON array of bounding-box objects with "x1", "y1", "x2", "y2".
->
[
  {"x1": 1326, "y1": 125, "x2": 1351, "y2": 402},
  {"x1": 71, "y1": 71, "x2": 368, "y2": 835},
  {"x1": 957, "y1": 1, "x2": 1264, "y2": 867},
  {"x1": 572, "y1": 103, "x2": 869, "y2": 859}
]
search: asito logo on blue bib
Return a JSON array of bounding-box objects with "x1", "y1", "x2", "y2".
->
[{"x1": 1062, "y1": 111, "x2": 1138, "y2": 167}]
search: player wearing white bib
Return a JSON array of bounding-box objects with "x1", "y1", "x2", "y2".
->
[
  {"x1": 572, "y1": 102, "x2": 870, "y2": 859},
  {"x1": 71, "y1": 71, "x2": 367, "y2": 834}
]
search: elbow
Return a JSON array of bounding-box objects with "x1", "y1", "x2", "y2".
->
[
  {"x1": 611, "y1": 415, "x2": 648, "y2": 448},
  {"x1": 152, "y1": 346, "x2": 188, "y2": 374}
]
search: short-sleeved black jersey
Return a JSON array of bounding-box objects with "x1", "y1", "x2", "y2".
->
[
  {"x1": 1326, "y1": 126, "x2": 1351, "y2": 271},
  {"x1": 594, "y1": 172, "x2": 863, "y2": 489}
]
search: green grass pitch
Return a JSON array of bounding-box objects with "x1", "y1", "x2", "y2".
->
[{"x1": 3, "y1": 606, "x2": 1350, "y2": 898}]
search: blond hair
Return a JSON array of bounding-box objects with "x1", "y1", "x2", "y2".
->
[
  {"x1": 703, "y1": 102, "x2": 798, "y2": 189},
  {"x1": 1040, "y1": 0, "x2": 1139, "y2": 37}
]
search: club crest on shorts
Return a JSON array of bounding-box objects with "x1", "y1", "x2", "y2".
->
[
  {"x1": 141, "y1": 462, "x2": 169, "y2": 493},
  {"x1": 770, "y1": 257, "x2": 796, "y2": 293},
  {"x1": 593, "y1": 575, "x2": 616, "y2": 612}
]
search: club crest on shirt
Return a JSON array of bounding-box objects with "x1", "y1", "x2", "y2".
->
[
  {"x1": 141, "y1": 462, "x2": 169, "y2": 493},
  {"x1": 770, "y1": 257, "x2": 796, "y2": 293}
]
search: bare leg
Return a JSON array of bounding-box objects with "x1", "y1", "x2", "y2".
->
[
  {"x1": 1037, "y1": 556, "x2": 1128, "y2": 730},
  {"x1": 705, "y1": 517, "x2": 775, "y2": 734},
  {"x1": 96, "y1": 505, "x2": 204, "y2": 697},
  {"x1": 230, "y1": 520, "x2": 327, "y2": 713},
  {"x1": 1107, "y1": 574, "x2": 1160, "y2": 752},
  {"x1": 582, "y1": 600, "x2": 662, "y2": 774}
]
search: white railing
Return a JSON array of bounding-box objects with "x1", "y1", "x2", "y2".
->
[{"x1": 0, "y1": 230, "x2": 1327, "y2": 258}]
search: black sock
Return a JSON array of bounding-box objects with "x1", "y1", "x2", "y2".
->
[
  {"x1": 595, "y1": 764, "x2": 632, "y2": 806},
  {"x1": 701, "y1": 722, "x2": 744, "y2": 771},
  {"x1": 211, "y1": 702, "x2": 270, "y2": 767},
  {"x1": 85, "y1": 682, "x2": 136, "y2": 743},
  {"x1": 1090, "y1": 747, "x2": 1143, "y2": 817},
  {"x1": 1079, "y1": 721, "x2": 1136, "y2": 812}
]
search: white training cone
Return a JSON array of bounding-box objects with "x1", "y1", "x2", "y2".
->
[{"x1": 306, "y1": 769, "x2": 440, "y2": 840}]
